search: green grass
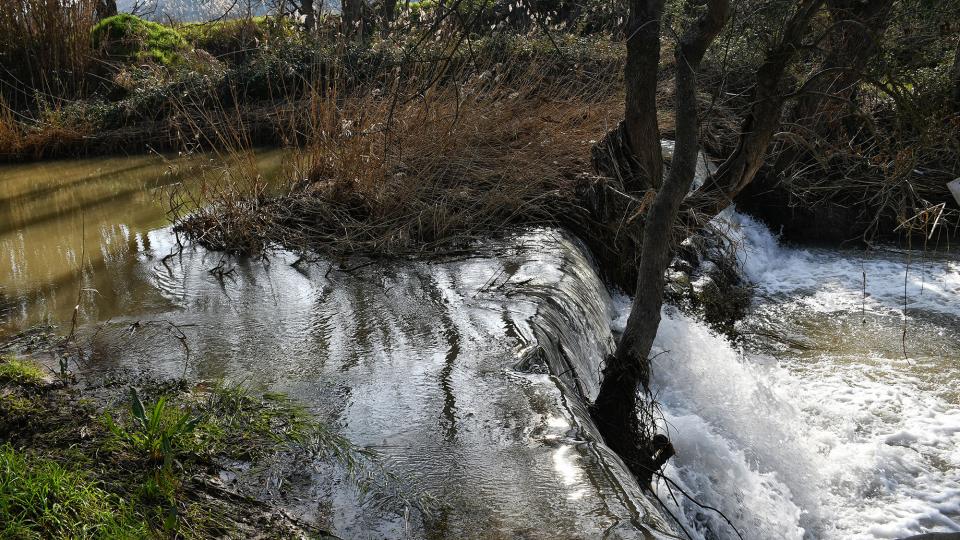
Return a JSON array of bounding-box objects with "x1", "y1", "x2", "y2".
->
[
  {"x1": 0, "y1": 369, "x2": 423, "y2": 536},
  {"x1": 0, "y1": 444, "x2": 150, "y2": 539},
  {"x1": 91, "y1": 14, "x2": 189, "y2": 66},
  {"x1": 0, "y1": 357, "x2": 47, "y2": 386}
]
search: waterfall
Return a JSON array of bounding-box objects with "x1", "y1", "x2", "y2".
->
[{"x1": 623, "y1": 210, "x2": 960, "y2": 539}]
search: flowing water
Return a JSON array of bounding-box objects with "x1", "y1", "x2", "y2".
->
[
  {"x1": 640, "y1": 212, "x2": 960, "y2": 539},
  {"x1": 1, "y1": 154, "x2": 958, "y2": 539},
  {"x1": 0, "y1": 154, "x2": 672, "y2": 539}
]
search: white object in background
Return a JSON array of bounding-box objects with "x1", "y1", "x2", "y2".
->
[{"x1": 950, "y1": 178, "x2": 960, "y2": 206}]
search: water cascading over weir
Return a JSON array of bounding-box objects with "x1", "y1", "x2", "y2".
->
[{"x1": 80, "y1": 227, "x2": 681, "y2": 539}]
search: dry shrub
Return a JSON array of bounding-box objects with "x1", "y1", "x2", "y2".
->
[
  {"x1": 0, "y1": 0, "x2": 97, "y2": 108},
  {"x1": 0, "y1": 100, "x2": 23, "y2": 156},
  {"x1": 0, "y1": 98, "x2": 90, "y2": 160},
  {"x1": 177, "y1": 39, "x2": 626, "y2": 256}
]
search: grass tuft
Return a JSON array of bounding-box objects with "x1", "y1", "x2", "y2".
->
[
  {"x1": 0, "y1": 444, "x2": 150, "y2": 539},
  {"x1": 0, "y1": 356, "x2": 47, "y2": 387}
]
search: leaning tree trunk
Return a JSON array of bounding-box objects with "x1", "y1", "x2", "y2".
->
[
  {"x1": 685, "y1": 0, "x2": 826, "y2": 220},
  {"x1": 591, "y1": 0, "x2": 730, "y2": 488}
]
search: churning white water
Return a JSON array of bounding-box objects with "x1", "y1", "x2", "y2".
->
[{"x1": 614, "y1": 211, "x2": 960, "y2": 539}]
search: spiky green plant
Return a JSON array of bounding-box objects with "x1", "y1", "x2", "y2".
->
[{"x1": 104, "y1": 387, "x2": 201, "y2": 472}]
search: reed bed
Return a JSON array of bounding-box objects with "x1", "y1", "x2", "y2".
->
[
  {"x1": 0, "y1": 0, "x2": 97, "y2": 108},
  {"x1": 173, "y1": 35, "x2": 632, "y2": 256}
]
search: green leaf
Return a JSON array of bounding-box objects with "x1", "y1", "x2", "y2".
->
[{"x1": 129, "y1": 387, "x2": 146, "y2": 426}]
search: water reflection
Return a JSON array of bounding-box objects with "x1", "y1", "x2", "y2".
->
[
  {"x1": 0, "y1": 151, "x2": 283, "y2": 331},
  {"x1": 0, "y1": 153, "x2": 672, "y2": 538}
]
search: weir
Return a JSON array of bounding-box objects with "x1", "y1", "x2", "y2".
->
[{"x1": 57, "y1": 227, "x2": 678, "y2": 538}]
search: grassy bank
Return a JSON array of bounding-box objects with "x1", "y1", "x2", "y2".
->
[
  {"x1": 0, "y1": 11, "x2": 630, "y2": 161},
  {"x1": 0, "y1": 346, "x2": 420, "y2": 538}
]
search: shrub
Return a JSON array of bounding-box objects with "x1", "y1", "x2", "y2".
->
[
  {"x1": 91, "y1": 14, "x2": 189, "y2": 66},
  {"x1": 179, "y1": 16, "x2": 294, "y2": 61}
]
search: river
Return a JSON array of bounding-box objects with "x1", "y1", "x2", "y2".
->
[{"x1": 1, "y1": 153, "x2": 958, "y2": 539}]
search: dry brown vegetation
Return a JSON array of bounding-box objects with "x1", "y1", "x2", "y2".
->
[
  {"x1": 0, "y1": 0, "x2": 96, "y2": 107},
  {"x1": 173, "y1": 40, "x2": 640, "y2": 256}
]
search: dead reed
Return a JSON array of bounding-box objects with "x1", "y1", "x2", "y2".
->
[
  {"x1": 174, "y1": 34, "x2": 629, "y2": 256},
  {"x1": 0, "y1": 0, "x2": 97, "y2": 108}
]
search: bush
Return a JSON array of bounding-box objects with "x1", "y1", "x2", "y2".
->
[
  {"x1": 91, "y1": 14, "x2": 189, "y2": 66},
  {"x1": 179, "y1": 16, "x2": 294, "y2": 61}
]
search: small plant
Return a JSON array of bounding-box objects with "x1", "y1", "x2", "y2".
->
[{"x1": 105, "y1": 387, "x2": 201, "y2": 476}]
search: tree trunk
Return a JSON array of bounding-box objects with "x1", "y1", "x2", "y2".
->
[
  {"x1": 591, "y1": 0, "x2": 730, "y2": 488},
  {"x1": 623, "y1": 0, "x2": 664, "y2": 192},
  {"x1": 952, "y1": 35, "x2": 960, "y2": 111},
  {"x1": 382, "y1": 0, "x2": 398, "y2": 32},
  {"x1": 96, "y1": 0, "x2": 117, "y2": 21},
  {"x1": 684, "y1": 0, "x2": 826, "y2": 219},
  {"x1": 303, "y1": 0, "x2": 316, "y2": 32},
  {"x1": 792, "y1": 0, "x2": 894, "y2": 128},
  {"x1": 590, "y1": 0, "x2": 665, "y2": 194},
  {"x1": 770, "y1": 0, "x2": 894, "y2": 178},
  {"x1": 342, "y1": 0, "x2": 364, "y2": 40}
]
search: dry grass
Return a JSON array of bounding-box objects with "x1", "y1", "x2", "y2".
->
[
  {"x1": 0, "y1": 98, "x2": 90, "y2": 160},
  {"x1": 0, "y1": 0, "x2": 96, "y2": 108},
  {"x1": 175, "y1": 37, "x2": 628, "y2": 256}
]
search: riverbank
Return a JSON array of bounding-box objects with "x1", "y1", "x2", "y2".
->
[
  {"x1": 5, "y1": 11, "x2": 956, "y2": 245},
  {"x1": 0, "y1": 333, "x2": 417, "y2": 538},
  {"x1": 2, "y1": 150, "x2": 958, "y2": 537}
]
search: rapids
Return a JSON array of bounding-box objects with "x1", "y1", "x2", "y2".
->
[{"x1": 638, "y1": 212, "x2": 960, "y2": 539}]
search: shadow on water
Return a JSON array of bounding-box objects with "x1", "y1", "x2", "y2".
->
[{"x1": 0, "y1": 151, "x2": 284, "y2": 331}]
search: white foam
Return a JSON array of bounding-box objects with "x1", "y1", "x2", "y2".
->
[
  {"x1": 717, "y1": 211, "x2": 960, "y2": 317},
  {"x1": 614, "y1": 210, "x2": 960, "y2": 539}
]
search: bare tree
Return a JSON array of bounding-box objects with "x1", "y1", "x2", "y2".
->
[
  {"x1": 591, "y1": 0, "x2": 729, "y2": 485},
  {"x1": 591, "y1": 0, "x2": 829, "y2": 487}
]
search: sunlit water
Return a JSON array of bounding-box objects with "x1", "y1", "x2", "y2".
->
[{"x1": 1, "y1": 154, "x2": 958, "y2": 538}]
